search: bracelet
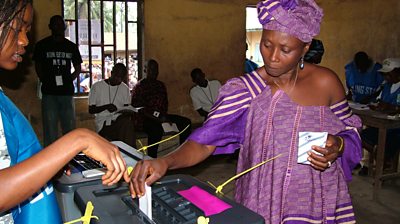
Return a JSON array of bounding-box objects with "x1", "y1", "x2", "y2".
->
[{"x1": 337, "y1": 136, "x2": 344, "y2": 153}]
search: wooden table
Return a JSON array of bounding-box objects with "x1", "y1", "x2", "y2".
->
[{"x1": 351, "y1": 106, "x2": 400, "y2": 200}]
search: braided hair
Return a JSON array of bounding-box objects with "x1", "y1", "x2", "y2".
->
[{"x1": 0, "y1": 0, "x2": 31, "y2": 50}]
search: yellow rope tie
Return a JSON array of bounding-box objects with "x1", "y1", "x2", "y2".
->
[
  {"x1": 64, "y1": 201, "x2": 99, "y2": 224},
  {"x1": 197, "y1": 216, "x2": 210, "y2": 224},
  {"x1": 207, "y1": 153, "x2": 282, "y2": 195},
  {"x1": 127, "y1": 166, "x2": 134, "y2": 175},
  {"x1": 137, "y1": 139, "x2": 144, "y2": 149},
  {"x1": 137, "y1": 124, "x2": 190, "y2": 154}
]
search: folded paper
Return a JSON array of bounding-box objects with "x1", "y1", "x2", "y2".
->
[
  {"x1": 298, "y1": 131, "x2": 327, "y2": 164},
  {"x1": 139, "y1": 184, "x2": 152, "y2": 220}
]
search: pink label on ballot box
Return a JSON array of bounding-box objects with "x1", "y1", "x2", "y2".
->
[{"x1": 178, "y1": 186, "x2": 232, "y2": 216}]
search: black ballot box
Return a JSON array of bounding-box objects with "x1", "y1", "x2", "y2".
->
[
  {"x1": 74, "y1": 174, "x2": 265, "y2": 224},
  {"x1": 54, "y1": 141, "x2": 150, "y2": 222}
]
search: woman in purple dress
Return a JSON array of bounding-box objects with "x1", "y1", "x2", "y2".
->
[{"x1": 129, "y1": 0, "x2": 362, "y2": 223}]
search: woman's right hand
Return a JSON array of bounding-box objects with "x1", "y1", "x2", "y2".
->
[
  {"x1": 128, "y1": 158, "x2": 169, "y2": 198},
  {"x1": 79, "y1": 129, "x2": 129, "y2": 185}
]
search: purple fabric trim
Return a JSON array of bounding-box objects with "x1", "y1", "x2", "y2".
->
[
  {"x1": 330, "y1": 100, "x2": 362, "y2": 182},
  {"x1": 331, "y1": 101, "x2": 353, "y2": 118},
  {"x1": 335, "y1": 110, "x2": 352, "y2": 119},
  {"x1": 282, "y1": 214, "x2": 322, "y2": 220},
  {"x1": 188, "y1": 73, "x2": 267, "y2": 154},
  {"x1": 331, "y1": 101, "x2": 349, "y2": 111},
  {"x1": 281, "y1": 204, "x2": 356, "y2": 224},
  {"x1": 337, "y1": 130, "x2": 362, "y2": 182},
  {"x1": 241, "y1": 73, "x2": 264, "y2": 96},
  {"x1": 284, "y1": 220, "x2": 355, "y2": 224},
  {"x1": 335, "y1": 202, "x2": 353, "y2": 208},
  {"x1": 207, "y1": 89, "x2": 250, "y2": 117}
]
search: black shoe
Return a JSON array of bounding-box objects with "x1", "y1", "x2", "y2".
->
[{"x1": 358, "y1": 166, "x2": 369, "y2": 176}]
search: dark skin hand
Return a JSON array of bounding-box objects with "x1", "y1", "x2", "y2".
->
[
  {"x1": 308, "y1": 134, "x2": 344, "y2": 171},
  {"x1": 89, "y1": 104, "x2": 118, "y2": 114},
  {"x1": 369, "y1": 101, "x2": 398, "y2": 115},
  {"x1": 129, "y1": 141, "x2": 214, "y2": 198}
]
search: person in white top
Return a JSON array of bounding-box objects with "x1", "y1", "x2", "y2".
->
[
  {"x1": 89, "y1": 63, "x2": 136, "y2": 147},
  {"x1": 189, "y1": 68, "x2": 221, "y2": 119}
]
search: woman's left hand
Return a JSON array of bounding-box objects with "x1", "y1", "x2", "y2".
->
[{"x1": 307, "y1": 134, "x2": 343, "y2": 171}]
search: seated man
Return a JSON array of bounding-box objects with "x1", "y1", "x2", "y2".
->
[
  {"x1": 189, "y1": 68, "x2": 221, "y2": 119},
  {"x1": 88, "y1": 63, "x2": 136, "y2": 147},
  {"x1": 131, "y1": 59, "x2": 191, "y2": 158},
  {"x1": 245, "y1": 43, "x2": 259, "y2": 73},
  {"x1": 361, "y1": 58, "x2": 400, "y2": 175},
  {"x1": 345, "y1": 51, "x2": 383, "y2": 104}
]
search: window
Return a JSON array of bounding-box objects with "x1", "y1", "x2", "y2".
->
[
  {"x1": 246, "y1": 6, "x2": 263, "y2": 66},
  {"x1": 62, "y1": 0, "x2": 143, "y2": 95}
]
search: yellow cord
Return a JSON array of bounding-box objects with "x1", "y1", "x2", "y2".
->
[
  {"x1": 64, "y1": 201, "x2": 99, "y2": 224},
  {"x1": 208, "y1": 154, "x2": 282, "y2": 195},
  {"x1": 137, "y1": 124, "x2": 190, "y2": 154}
]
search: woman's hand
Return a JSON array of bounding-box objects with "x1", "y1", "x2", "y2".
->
[
  {"x1": 80, "y1": 130, "x2": 130, "y2": 185},
  {"x1": 128, "y1": 158, "x2": 169, "y2": 198},
  {"x1": 307, "y1": 134, "x2": 343, "y2": 171}
]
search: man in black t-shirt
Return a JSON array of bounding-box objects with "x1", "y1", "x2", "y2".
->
[{"x1": 33, "y1": 15, "x2": 82, "y2": 146}]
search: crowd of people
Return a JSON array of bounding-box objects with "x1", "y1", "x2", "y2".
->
[
  {"x1": 74, "y1": 55, "x2": 140, "y2": 94},
  {"x1": 1, "y1": 0, "x2": 400, "y2": 223}
]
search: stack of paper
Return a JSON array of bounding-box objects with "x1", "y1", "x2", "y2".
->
[{"x1": 297, "y1": 131, "x2": 327, "y2": 165}]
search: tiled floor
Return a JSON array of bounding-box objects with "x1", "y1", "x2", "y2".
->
[{"x1": 166, "y1": 154, "x2": 400, "y2": 223}]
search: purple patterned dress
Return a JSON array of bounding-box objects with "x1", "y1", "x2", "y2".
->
[{"x1": 189, "y1": 71, "x2": 362, "y2": 223}]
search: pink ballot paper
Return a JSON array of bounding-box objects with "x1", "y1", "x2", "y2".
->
[{"x1": 178, "y1": 186, "x2": 232, "y2": 216}]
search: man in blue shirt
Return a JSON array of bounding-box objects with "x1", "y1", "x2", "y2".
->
[
  {"x1": 345, "y1": 52, "x2": 383, "y2": 104},
  {"x1": 360, "y1": 58, "x2": 400, "y2": 175}
]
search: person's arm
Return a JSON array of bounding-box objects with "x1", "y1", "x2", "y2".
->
[
  {"x1": 129, "y1": 140, "x2": 215, "y2": 197},
  {"x1": 359, "y1": 82, "x2": 384, "y2": 104},
  {"x1": 88, "y1": 104, "x2": 117, "y2": 114},
  {"x1": 190, "y1": 87, "x2": 208, "y2": 117},
  {"x1": 0, "y1": 128, "x2": 129, "y2": 212},
  {"x1": 344, "y1": 64, "x2": 354, "y2": 101},
  {"x1": 308, "y1": 67, "x2": 362, "y2": 177},
  {"x1": 71, "y1": 44, "x2": 83, "y2": 81},
  {"x1": 71, "y1": 62, "x2": 81, "y2": 81},
  {"x1": 372, "y1": 101, "x2": 399, "y2": 114}
]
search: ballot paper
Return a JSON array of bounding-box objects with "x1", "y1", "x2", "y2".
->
[
  {"x1": 348, "y1": 101, "x2": 369, "y2": 110},
  {"x1": 115, "y1": 105, "x2": 143, "y2": 113},
  {"x1": 139, "y1": 184, "x2": 152, "y2": 220},
  {"x1": 297, "y1": 132, "x2": 327, "y2": 165}
]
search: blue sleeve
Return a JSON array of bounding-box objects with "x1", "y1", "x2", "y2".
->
[{"x1": 0, "y1": 93, "x2": 62, "y2": 223}]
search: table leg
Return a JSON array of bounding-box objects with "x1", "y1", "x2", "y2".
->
[{"x1": 373, "y1": 128, "x2": 387, "y2": 201}]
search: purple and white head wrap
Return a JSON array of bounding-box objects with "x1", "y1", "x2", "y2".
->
[{"x1": 257, "y1": 0, "x2": 323, "y2": 43}]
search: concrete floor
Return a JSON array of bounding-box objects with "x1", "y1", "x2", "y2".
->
[{"x1": 166, "y1": 154, "x2": 400, "y2": 224}]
